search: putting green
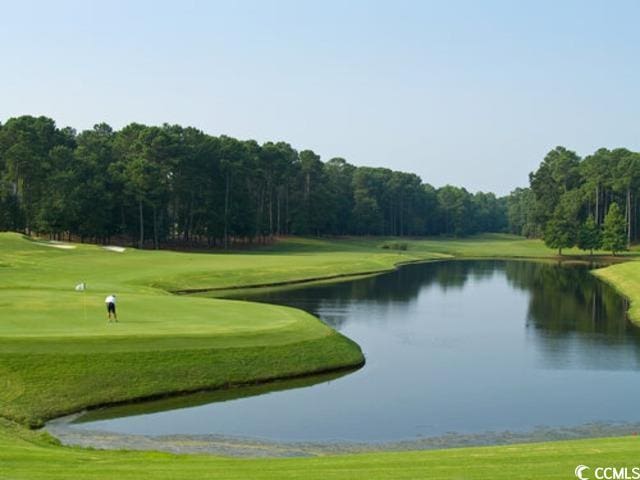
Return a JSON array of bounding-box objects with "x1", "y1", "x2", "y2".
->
[
  {"x1": 0, "y1": 232, "x2": 366, "y2": 344},
  {"x1": 0, "y1": 290, "x2": 329, "y2": 340}
]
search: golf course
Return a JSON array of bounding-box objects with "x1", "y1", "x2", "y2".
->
[
  {"x1": 5, "y1": 0, "x2": 640, "y2": 475},
  {"x1": 2, "y1": 231, "x2": 640, "y2": 479}
]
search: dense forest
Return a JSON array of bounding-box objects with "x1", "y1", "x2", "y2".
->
[
  {"x1": 1, "y1": 116, "x2": 635, "y2": 252},
  {"x1": 0, "y1": 115, "x2": 507, "y2": 247},
  {"x1": 508, "y1": 146, "x2": 639, "y2": 254}
]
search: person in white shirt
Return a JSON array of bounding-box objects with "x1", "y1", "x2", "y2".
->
[{"x1": 105, "y1": 294, "x2": 117, "y2": 322}]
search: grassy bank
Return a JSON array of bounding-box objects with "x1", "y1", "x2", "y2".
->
[
  {"x1": 3, "y1": 231, "x2": 640, "y2": 478},
  {"x1": 3, "y1": 418, "x2": 640, "y2": 479},
  {"x1": 593, "y1": 261, "x2": 640, "y2": 326}
]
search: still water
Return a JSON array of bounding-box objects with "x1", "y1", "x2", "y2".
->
[{"x1": 71, "y1": 260, "x2": 640, "y2": 443}]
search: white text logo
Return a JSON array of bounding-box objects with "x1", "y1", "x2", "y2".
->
[
  {"x1": 575, "y1": 465, "x2": 590, "y2": 480},
  {"x1": 575, "y1": 465, "x2": 640, "y2": 480}
]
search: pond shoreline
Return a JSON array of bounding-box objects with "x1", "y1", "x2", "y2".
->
[
  {"x1": 174, "y1": 254, "x2": 626, "y2": 297},
  {"x1": 46, "y1": 258, "x2": 640, "y2": 455},
  {"x1": 171, "y1": 257, "x2": 442, "y2": 295},
  {"x1": 36, "y1": 357, "x2": 364, "y2": 430},
  {"x1": 46, "y1": 417, "x2": 640, "y2": 458}
]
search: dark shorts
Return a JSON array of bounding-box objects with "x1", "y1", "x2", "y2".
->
[{"x1": 107, "y1": 302, "x2": 116, "y2": 313}]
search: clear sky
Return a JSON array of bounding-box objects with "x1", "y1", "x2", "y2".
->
[{"x1": 2, "y1": 0, "x2": 639, "y2": 195}]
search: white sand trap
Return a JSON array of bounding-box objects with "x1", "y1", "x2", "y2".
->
[
  {"x1": 38, "y1": 242, "x2": 76, "y2": 250},
  {"x1": 103, "y1": 246, "x2": 126, "y2": 253}
]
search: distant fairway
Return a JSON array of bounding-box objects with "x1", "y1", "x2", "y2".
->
[
  {"x1": 3, "y1": 231, "x2": 640, "y2": 479},
  {"x1": 1, "y1": 231, "x2": 569, "y2": 342}
]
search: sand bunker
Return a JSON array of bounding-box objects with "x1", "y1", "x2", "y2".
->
[
  {"x1": 38, "y1": 242, "x2": 76, "y2": 250},
  {"x1": 103, "y1": 246, "x2": 126, "y2": 253}
]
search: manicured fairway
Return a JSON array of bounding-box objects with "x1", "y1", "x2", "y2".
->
[{"x1": 3, "y1": 231, "x2": 640, "y2": 479}]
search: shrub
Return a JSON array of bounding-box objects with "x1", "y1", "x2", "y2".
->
[{"x1": 380, "y1": 241, "x2": 408, "y2": 251}]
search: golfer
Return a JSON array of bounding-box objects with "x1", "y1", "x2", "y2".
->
[{"x1": 105, "y1": 294, "x2": 117, "y2": 322}]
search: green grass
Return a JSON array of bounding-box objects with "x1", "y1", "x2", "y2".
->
[
  {"x1": 3, "y1": 231, "x2": 640, "y2": 479},
  {"x1": 594, "y1": 259, "x2": 640, "y2": 326},
  {"x1": 0, "y1": 232, "x2": 372, "y2": 425},
  {"x1": 3, "y1": 418, "x2": 640, "y2": 479}
]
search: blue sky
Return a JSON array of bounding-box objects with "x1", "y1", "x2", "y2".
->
[{"x1": 2, "y1": 0, "x2": 639, "y2": 194}]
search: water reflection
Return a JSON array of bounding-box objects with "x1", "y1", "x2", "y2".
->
[
  {"x1": 75, "y1": 370, "x2": 354, "y2": 424},
  {"x1": 242, "y1": 261, "x2": 633, "y2": 347}
]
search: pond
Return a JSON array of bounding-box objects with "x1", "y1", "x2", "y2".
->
[{"x1": 62, "y1": 260, "x2": 640, "y2": 447}]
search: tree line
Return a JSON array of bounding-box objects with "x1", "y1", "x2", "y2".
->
[
  {"x1": 0, "y1": 115, "x2": 508, "y2": 247},
  {"x1": 507, "y1": 146, "x2": 637, "y2": 255}
]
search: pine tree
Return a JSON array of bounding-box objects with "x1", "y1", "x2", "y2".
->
[
  {"x1": 601, "y1": 203, "x2": 627, "y2": 255},
  {"x1": 577, "y1": 215, "x2": 601, "y2": 255},
  {"x1": 544, "y1": 204, "x2": 577, "y2": 255}
]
